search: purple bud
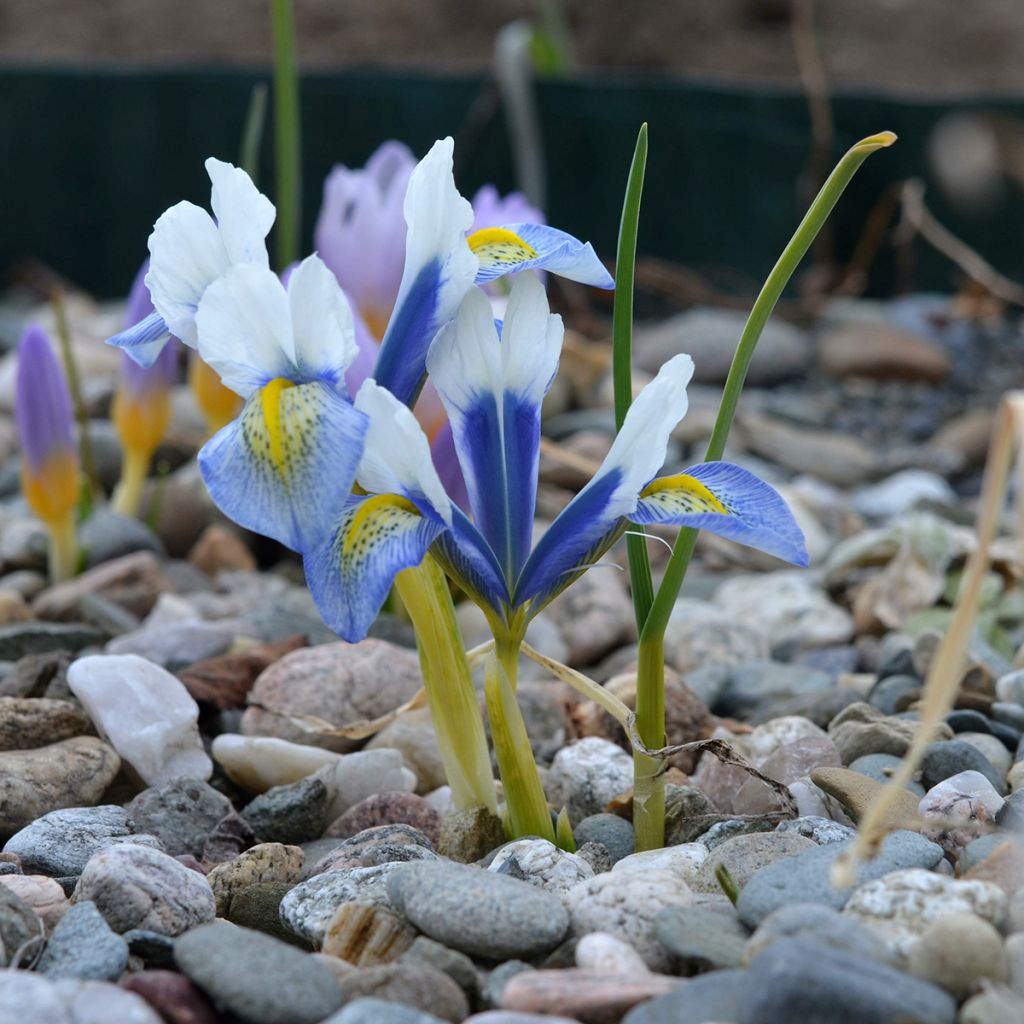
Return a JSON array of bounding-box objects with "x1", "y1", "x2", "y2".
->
[
  {"x1": 15, "y1": 324, "x2": 75, "y2": 475},
  {"x1": 120, "y1": 261, "x2": 180, "y2": 397}
]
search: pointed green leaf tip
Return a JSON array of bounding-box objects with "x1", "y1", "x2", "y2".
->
[
  {"x1": 555, "y1": 806, "x2": 576, "y2": 852},
  {"x1": 853, "y1": 130, "x2": 897, "y2": 153}
]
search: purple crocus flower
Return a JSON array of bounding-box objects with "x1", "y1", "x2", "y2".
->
[
  {"x1": 119, "y1": 262, "x2": 179, "y2": 401},
  {"x1": 15, "y1": 324, "x2": 79, "y2": 523}
]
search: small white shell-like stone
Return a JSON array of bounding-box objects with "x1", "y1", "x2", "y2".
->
[
  {"x1": 212, "y1": 734, "x2": 341, "y2": 793},
  {"x1": 68, "y1": 654, "x2": 210, "y2": 786},
  {"x1": 488, "y1": 838, "x2": 594, "y2": 899},
  {"x1": 918, "y1": 770, "x2": 1004, "y2": 854},
  {"x1": 612, "y1": 843, "x2": 709, "y2": 886},
  {"x1": 575, "y1": 931, "x2": 649, "y2": 974}
]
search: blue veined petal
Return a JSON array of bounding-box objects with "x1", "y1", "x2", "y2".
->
[
  {"x1": 632, "y1": 462, "x2": 809, "y2": 567},
  {"x1": 432, "y1": 505, "x2": 512, "y2": 618},
  {"x1": 373, "y1": 138, "x2": 478, "y2": 406},
  {"x1": 105, "y1": 311, "x2": 173, "y2": 368},
  {"x1": 469, "y1": 223, "x2": 614, "y2": 288},
  {"x1": 198, "y1": 379, "x2": 367, "y2": 552},
  {"x1": 426, "y1": 275, "x2": 561, "y2": 581},
  {"x1": 303, "y1": 493, "x2": 445, "y2": 642}
]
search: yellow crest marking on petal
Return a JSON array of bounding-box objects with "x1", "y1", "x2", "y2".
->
[
  {"x1": 467, "y1": 227, "x2": 539, "y2": 270},
  {"x1": 342, "y1": 493, "x2": 421, "y2": 559},
  {"x1": 640, "y1": 473, "x2": 729, "y2": 514},
  {"x1": 260, "y1": 377, "x2": 297, "y2": 476}
]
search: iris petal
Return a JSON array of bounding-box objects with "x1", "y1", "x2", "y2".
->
[
  {"x1": 105, "y1": 310, "x2": 173, "y2": 368},
  {"x1": 470, "y1": 222, "x2": 613, "y2": 288},
  {"x1": 632, "y1": 462, "x2": 809, "y2": 567},
  {"x1": 303, "y1": 493, "x2": 445, "y2": 641},
  {"x1": 198, "y1": 379, "x2": 367, "y2": 552}
]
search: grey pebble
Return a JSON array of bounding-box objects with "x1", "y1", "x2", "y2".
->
[
  {"x1": 920, "y1": 740, "x2": 1006, "y2": 795},
  {"x1": 334, "y1": 963, "x2": 468, "y2": 1023},
  {"x1": 573, "y1": 813, "x2": 635, "y2": 864},
  {"x1": 3, "y1": 805, "x2": 136, "y2": 875},
  {"x1": 36, "y1": 900, "x2": 128, "y2": 981},
  {"x1": 848, "y1": 753, "x2": 926, "y2": 795},
  {"x1": 775, "y1": 815, "x2": 856, "y2": 845},
  {"x1": 0, "y1": 885, "x2": 43, "y2": 967},
  {"x1": 622, "y1": 968, "x2": 747, "y2": 1024},
  {"x1": 655, "y1": 903, "x2": 749, "y2": 968},
  {"x1": 241, "y1": 775, "x2": 328, "y2": 845},
  {"x1": 321, "y1": 997, "x2": 448, "y2": 1024},
  {"x1": 127, "y1": 777, "x2": 234, "y2": 857}
]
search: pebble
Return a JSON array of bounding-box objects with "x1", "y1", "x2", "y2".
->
[
  {"x1": 0, "y1": 621, "x2": 104, "y2": 661},
  {"x1": 437, "y1": 806, "x2": 507, "y2": 864},
  {"x1": 211, "y1": 733, "x2": 342, "y2": 793},
  {"x1": 574, "y1": 931, "x2": 650, "y2": 974},
  {"x1": 309, "y1": 825, "x2": 436, "y2": 875},
  {"x1": 0, "y1": 695, "x2": 90, "y2": 750},
  {"x1": 918, "y1": 769, "x2": 1004, "y2": 854},
  {"x1": 663, "y1": 784, "x2": 718, "y2": 842},
  {"x1": 241, "y1": 775, "x2": 328, "y2": 845},
  {"x1": 713, "y1": 660, "x2": 834, "y2": 720},
  {"x1": 0, "y1": 974, "x2": 164, "y2": 1023},
  {"x1": 0, "y1": 737, "x2": 121, "y2": 837},
  {"x1": 811, "y1": 765, "x2": 922, "y2": 830},
  {"x1": 663, "y1": 600, "x2": 769, "y2": 675},
  {"x1": 188, "y1": 523, "x2": 257, "y2": 574},
  {"x1": 542, "y1": 569, "x2": 635, "y2": 664},
  {"x1": 959, "y1": 730, "x2": 1014, "y2": 776},
  {"x1": 121, "y1": 970, "x2": 219, "y2": 1024},
  {"x1": 389, "y1": 860, "x2": 570, "y2": 961},
  {"x1": 225, "y1": 880, "x2": 298, "y2": 943},
  {"x1": 960, "y1": 988, "x2": 1024, "y2": 1024},
  {"x1": 920, "y1": 739, "x2": 1006, "y2": 794},
  {"x1": 3, "y1": 805, "x2": 139, "y2": 875},
  {"x1": 315, "y1": 749, "x2": 418, "y2": 823},
  {"x1": 0, "y1": 873, "x2": 70, "y2": 929},
  {"x1": 327, "y1": 791, "x2": 441, "y2": 845},
  {"x1": 743, "y1": 901, "x2": 894, "y2": 966},
  {"x1": 178, "y1": 635, "x2": 306, "y2": 710},
  {"x1": 323, "y1": 998, "x2": 449, "y2": 1024},
  {"x1": 742, "y1": 937, "x2": 955, "y2": 1024},
  {"x1": 867, "y1": 673, "x2": 920, "y2": 715},
  {"x1": 67, "y1": 654, "x2": 211, "y2": 785},
  {"x1": 844, "y1": 868, "x2": 1008, "y2": 960},
  {"x1": 336, "y1": 963, "x2": 469, "y2": 1023},
  {"x1": 775, "y1": 814, "x2": 857, "y2": 844},
  {"x1": 505, "y1": 968, "x2": 680, "y2": 1021},
  {"x1": 367, "y1": 708, "x2": 447, "y2": 794},
  {"x1": 241, "y1": 640, "x2": 422, "y2": 752},
  {"x1": 36, "y1": 899, "x2": 128, "y2": 980},
  {"x1": 202, "y1": 810, "x2": 257, "y2": 864},
  {"x1": 206, "y1": 842, "x2": 304, "y2": 916},
  {"x1": 74, "y1": 842, "x2": 215, "y2": 936},
  {"x1": 321, "y1": 902, "x2": 417, "y2": 966},
  {"x1": 736, "y1": 830, "x2": 944, "y2": 927},
  {"x1": 620, "y1": 969, "x2": 745, "y2": 1024},
  {"x1": 573, "y1": 813, "x2": 635, "y2": 863},
  {"x1": 105, "y1": 618, "x2": 257, "y2": 669},
  {"x1": 827, "y1": 702, "x2": 945, "y2": 764},
  {"x1": 966, "y1": 837, "x2": 1024, "y2": 894},
  {"x1": 280, "y1": 865, "x2": 401, "y2": 946},
  {"x1": 175, "y1": 921, "x2": 344, "y2": 1024},
  {"x1": 567, "y1": 869, "x2": 693, "y2": 971},
  {"x1": 849, "y1": 752, "x2": 926, "y2": 794},
  {"x1": 545, "y1": 737, "x2": 633, "y2": 822},
  {"x1": 691, "y1": 831, "x2": 817, "y2": 894},
  {"x1": 908, "y1": 911, "x2": 1007, "y2": 996},
  {"x1": 0, "y1": 884, "x2": 43, "y2": 966},
  {"x1": 655, "y1": 903, "x2": 749, "y2": 968},
  {"x1": 400, "y1": 935, "x2": 479, "y2": 999},
  {"x1": 612, "y1": 844, "x2": 708, "y2": 886},
  {"x1": 126, "y1": 777, "x2": 233, "y2": 858},
  {"x1": 487, "y1": 838, "x2": 594, "y2": 899}
]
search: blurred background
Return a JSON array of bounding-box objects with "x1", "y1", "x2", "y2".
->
[{"x1": 3, "y1": 0, "x2": 1024, "y2": 302}]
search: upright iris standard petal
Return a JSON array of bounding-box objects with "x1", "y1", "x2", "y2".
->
[
  {"x1": 427, "y1": 274, "x2": 562, "y2": 580},
  {"x1": 469, "y1": 222, "x2": 614, "y2": 289},
  {"x1": 372, "y1": 138, "x2": 479, "y2": 406},
  {"x1": 107, "y1": 158, "x2": 274, "y2": 366},
  {"x1": 15, "y1": 325, "x2": 80, "y2": 524},
  {"x1": 198, "y1": 379, "x2": 368, "y2": 552},
  {"x1": 287, "y1": 255, "x2": 358, "y2": 391},
  {"x1": 303, "y1": 493, "x2": 446, "y2": 642},
  {"x1": 514, "y1": 354, "x2": 695, "y2": 610},
  {"x1": 632, "y1": 461, "x2": 809, "y2": 567}
]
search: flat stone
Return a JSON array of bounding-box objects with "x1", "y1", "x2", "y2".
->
[
  {"x1": 620, "y1": 969, "x2": 747, "y2": 1024},
  {"x1": 811, "y1": 765, "x2": 922, "y2": 830},
  {"x1": 315, "y1": 749, "x2": 418, "y2": 823},
  {"x1": 74, "y1": 842, "x2": 215, "y2": 936},
  {"x1": 543, "y1": 570, "x2": 635, "y2": 664},
  {"x1": 774, "y1": 815, "x2": 857, "y2": 845},
  {"x1": 225, "y1": 881, "x2": 300, "y2": 944},
  {"x1": 920, "y1": 739, "x2": 1006, "y2": 795},
  {"x1": 175, "y1": 921, "x2": 343, "y2": 1024},
  {"x1": 400, "y1": 935, "x2": 480, "y2": 999},
  {"x1": 336, "y1": 964, "x2": 468, "y2": 1024},
  {"x1": 655, "y1": 903, "x2": 748, "y2": 968},
  {"x1": 241, "y1": 775, "x2": 328, "y2": 845},
  {"x1": 612, "y1": 844, "x2": 709, "y2": 887},
  {"x1": 0, "y1": 621, "x2": 104, "y2": 660},
  {"x1": 820, "y1": 323, "x2": 951, "y2": 382},
  {"x1": 308, "y1": 825, "x2": 436, "y2": 876},
  {"x1": 736, "y1": 830, "x2": 944, "y2": 927},
  {"x1": 828, "y1": 702, "x2": 952, "y2": 764},
  {"x1": 0, "y1": 696, "x2": 90, "y2": 750},
  {"x1": 327, "y1": 791, "x2": 441, "y2": 845},
  {"x1": 0, "y1": 737, "x2": 121, "y2": 838},
  {"x1": 126, "y1": 777, "x2": 233, "y2": 858},
  {"x1": 919, "y1": 770, "x2": 1005, "y2": 855},
  {"x1": 67, "y1": 653, "x2": 211, "y2": 786},
  {"x1": 389, "y1": 860, "x2": 570, "y2": 961},
  {"x1": 965, "y1": 838, "x2": 1024, "y2": 894},
  {"x1": 849, "y1": 752, "x2": 926, "y2": 795},
  {"x1": 741, "y1": 937, "x2": 955, "y2": 1024},
  {"x1": 574, "y1": 932, "x2": 650, "y2": 974},
  {"x1": 5, "y1": 975, "x2": 165, "y2": 1022},
  {"x1": 3, "y1": 805, "x2": 137, "y2": 875},
  {"x1": 960, "y1": 989, "x2": 1024, "y2": 1024},
  {"x1": 692, "y1": 832, "x2": 816, "y2": 894},
  {"x1": 211, "y1": 733, "x2": 343, "y2": 793},
  {"x1": 36, "y1": 900, "x2": 128, "y2": 980},
  {"x1": 502, "y1": 969, "x2": 678, "y2": 1023},
  {"x1": 322, "y1": 902, "x2": 417, "y2": 966}
]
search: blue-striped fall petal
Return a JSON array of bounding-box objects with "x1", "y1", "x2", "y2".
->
[
  {"x1": 468, "y1": 223, "x2": 614, "y2": 289},
  {"x1": 192, "y1": 254, "x2": 368, "y2": 552},
  {"x1": 106, "y1": 158, "x2": 274, "y2": 367},
  {"x1": 306, "y1": 273, "x2": 809, "y2": 641},
  {"x1": 14, "y1": 325, "x2": 80, "y2": 524}
]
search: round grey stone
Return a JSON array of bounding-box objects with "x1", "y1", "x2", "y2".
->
[
  {"x1": 849, "y1": 753, "x2": 926, "y2": 795},
  {"x1": 692, "y1": 832, "x2": 816, "y2": 893},
  {"x1": 573, "y1": 814, "x2": 635, "y2": 864},
  {"x1": 920, "y1": 740, "x2": 1006, "y2": 795},
  {"x1": 2, "y1": 805, "x2": 136, "y2": 875},
  {"x1": 175, "y1": 921, "x2": 343, "y2": 1024},
  {"x1": 331, "y1": 964, "x2": 468, "y2": 1023},
  {"x1": 127, "y1": 777, "x2": 234, "y2": 857},
  {"x1": 655, "y1": 904, "x2": 748, "y2": 968},
  {"x1": 774, "y1": 815, "x2": 857, "y2": 845},
  {"x1": 622, "y1": 968, "x2": 746, "y2": 1024},
  {"x1": 36, "y1": 900, "x2": 128, "y2": 981},
  {"x1": 388, "y1": 861, "x2": 570, "y2": 960},
  {"x1": 867, "y1": 674, "x2": 919, "y2": 716}
]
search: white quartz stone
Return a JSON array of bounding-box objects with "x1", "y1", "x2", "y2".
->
[
  {"x1": 211, "y1": 734, "x2": 343, "y2": 793},
  {"x1": 67, "y1": 654, "x2": 211, "y2": 786}
]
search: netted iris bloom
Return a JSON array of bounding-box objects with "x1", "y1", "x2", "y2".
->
[
  {"x1": 15, "y1": 325, "x2": 80, "y2": 526},
  {"x1": 304, "y1": 273, "x2": 808, "y2": 641},
  {"x1": 107, "y1": 159, "x2": 275, "y2": 367}
]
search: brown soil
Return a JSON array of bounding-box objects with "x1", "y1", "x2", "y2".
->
[{"x1": 1, "y1": 0, "x2": 1023, "y2": 96}]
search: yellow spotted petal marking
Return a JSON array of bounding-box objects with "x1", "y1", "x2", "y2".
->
[
  {"x1": 341, "y1": 494, "x2": 421, "y2": 559},
  {"x1": 242, "y1": 378, "x2": 331, "y2": 486},
  {"x1": 467, "y1": 227, "x2": 539, "y2": 271},
  {"x1": 639, "y1": 473, "x2": 730, "y2": 515},
  {"x1": 259, "y1": 377, "x2": 296, "y2": 475}
]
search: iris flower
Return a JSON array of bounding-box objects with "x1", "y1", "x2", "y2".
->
[{"x1": 304, "y1": 273, "x2": 808, "y2": 644}]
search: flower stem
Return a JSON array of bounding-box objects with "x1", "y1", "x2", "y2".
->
[
  {"x1": 393, "y1": 556, "x2": 497, "y2": 814},
  {"x1": 270, "y1": 0, "x2": 301, "y2": 272},
  {"x1": 632, "y1": 130, "x2": 897, "y2": 851},
  {"x1": 486, "y1": 635, "x2": 556, "y2": 843},
  {"x1": 111, "y1": 448, "x2": 150, "y2": 519},
  {"x1": 632, "y1": 631, "x2": 666, "y2": 851},
  {"x1": 46, "y1": 511, "x2": 78, "y2": 583}
]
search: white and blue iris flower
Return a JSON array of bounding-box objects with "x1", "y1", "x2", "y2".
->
[
  {"x1": 304, "y1": 272, "x2": 808, "y2": 642},
  {"x1": 106, "y1": 158, "x2": 275, "y2": 367}
]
